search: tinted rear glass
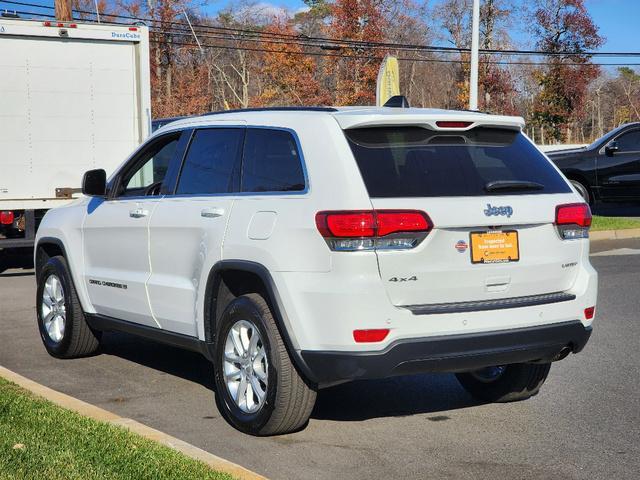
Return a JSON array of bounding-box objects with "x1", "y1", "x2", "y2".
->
[{"x1": 345, "y1": 127, "x2": 571, "y2": 198}]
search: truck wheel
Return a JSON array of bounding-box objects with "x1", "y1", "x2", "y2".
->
[
  {"x1": 213, "y1": 293, "x2": 316, "y2": 436},
  {"x1": 36, "y1": 256, "x2": 100, "y2": 358},
  {"x1": 455, "y1": 363, "x2": 551, "y2": 403}
]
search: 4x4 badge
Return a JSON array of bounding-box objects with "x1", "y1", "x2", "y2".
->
[{"x1": 484, "y1": 203, "x2": 513, "y2": 218}]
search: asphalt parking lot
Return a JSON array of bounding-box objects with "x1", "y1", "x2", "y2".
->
[{"x1": 1, "y1": 240, "x2": 639, "y2": 480}]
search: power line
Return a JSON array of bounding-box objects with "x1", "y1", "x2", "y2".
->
[
  {"x1": 149, "y1": 37, "x2": 640, "y2": 67},
  {"x1": 4, "y1": 0, "x2": 640, "y2": 59}
]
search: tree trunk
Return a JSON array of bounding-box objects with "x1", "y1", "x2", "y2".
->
[{"x1": 54, "y1": 0, "x2": 72, "y2": 21}]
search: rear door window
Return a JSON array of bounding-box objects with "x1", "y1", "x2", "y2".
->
[
  {"x1": 345, "y1": 127, "x2": 571, "y2": 198},
  {"x1": 241, "y1": 129, "x2": 306, "y2": 193},
  {"x1": 176, "y1": 128, "x2": 244, "y2": 195}
]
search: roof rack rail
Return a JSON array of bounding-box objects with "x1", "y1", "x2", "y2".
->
[{"x1": 204, "y1": 106, "x2": 338, "y2": 116}]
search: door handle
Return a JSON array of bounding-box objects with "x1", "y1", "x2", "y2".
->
[
  {"x1": 129, "y1": 208, "x2": 149, "y2": 218},
  {"x1": 201, "y1": 207, "x2": 225, "y2": 218}
]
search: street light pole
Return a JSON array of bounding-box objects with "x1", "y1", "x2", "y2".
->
[{"x1": 469, "y1": 0, "x2": 480, "y2": 110}]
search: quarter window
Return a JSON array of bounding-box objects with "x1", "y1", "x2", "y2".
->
[
  {"x1": 241, "y1": 129, "x2": 305, "y2": 193},
  {"x1": 176, "y1": 128, "x2": 244, "y2": 195}
]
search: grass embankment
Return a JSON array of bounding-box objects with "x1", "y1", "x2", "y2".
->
[
  {"x1": 591, "y1": 216, "x2": 640, "y2": 232},
  {"x1": 0, "y1": 377, "x2": 233, "y2": 480}
]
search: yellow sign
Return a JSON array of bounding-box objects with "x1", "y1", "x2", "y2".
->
[
  {"x1": 376, "y1": 55, "x2": 400, "y2": 106},
  {"x1": 470, "y1": 231, "x2": 520, "y2": 264}
]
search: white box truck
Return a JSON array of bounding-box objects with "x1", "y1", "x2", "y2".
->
[{"x1": 0, "y1": 18, "x2": 151, "y2": 250}]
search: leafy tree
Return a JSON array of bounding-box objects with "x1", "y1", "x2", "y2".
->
[{"x1": 531, "y1": 0, "x2": 604, "y2": 141}]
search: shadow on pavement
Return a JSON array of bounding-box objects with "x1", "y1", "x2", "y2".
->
[
  {"x1": 592, "y1": 202, "x2": 640, "y2": 218},
  {"x1": 99, "y1": 331, "x2": 478, "y2": 421},
  {"x1": 312, "y1": 373, "x2": 477, "y2": 421}
]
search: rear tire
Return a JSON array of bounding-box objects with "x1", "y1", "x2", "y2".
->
[
  {"x1": 36, "y1": 255, "x2": 100, "y2": 358},
  {"x1": 213, "y1": 293, "x2": 316, "y2": 435},
  {"x1": 456, "y1": 363, "x2": 551, "y2": 403},
  {"x1": 569, "y1": 179, "x2": 591, "y2": 205}
]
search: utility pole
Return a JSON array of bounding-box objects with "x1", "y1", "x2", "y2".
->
[
  {"x1": 469, "y1": 0, "x2": 480, "y2": 110},
  {"x1": 54, "y1": 0, "x2": 72, "y2": 21}
]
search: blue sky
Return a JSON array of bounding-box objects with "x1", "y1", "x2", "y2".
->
[{"x1": 209, "y1": 0, "x2": 639, "y2": 54}]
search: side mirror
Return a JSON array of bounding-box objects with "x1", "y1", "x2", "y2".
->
[
  {"x1": 82, "y1": 169, "x2": 107, "y2": 197},
  {"x1": 605, "y1": 141, "x2": 619, "y2": 156}
]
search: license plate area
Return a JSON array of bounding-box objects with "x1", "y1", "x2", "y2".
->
[{"x1": 470, "y1": 230, "x2": 519, "y2": 264}]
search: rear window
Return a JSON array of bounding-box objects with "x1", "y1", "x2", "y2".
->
[{"x1": 345, "y1": 127, "x2": 571, "y2": 198}]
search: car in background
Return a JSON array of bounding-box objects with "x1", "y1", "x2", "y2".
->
[
  {"x1": 547, "y1": 122, "x2": 640, "y2": 204},
  {"x1": 151, "y1": 116, "x2": 187, "y2": 132}
]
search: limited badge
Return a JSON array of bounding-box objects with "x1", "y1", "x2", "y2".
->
[{"x1": 455, "y1": 240, "x2": 468, "y2": 253}]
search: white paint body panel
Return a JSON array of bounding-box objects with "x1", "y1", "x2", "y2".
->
[
  {"x1": 0, "y1": 19, "x2": 151, "y2": 210},
  {"x1": 36, "y1": 107, "x2": 598, "y2": 356}
]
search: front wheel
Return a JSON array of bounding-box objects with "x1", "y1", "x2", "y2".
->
[
  {"x1": 213, "y1": 294, "x2": 316, "y2": 435},
  {"x1": 570, "y1": 179, "x2": 591, "y2": 205},
  {"x1": 36, "y1": 255, "x2": 100, "y2": 358},
  {"x1": 456, "y1": 363, "x2": 551, "y2": 403}
]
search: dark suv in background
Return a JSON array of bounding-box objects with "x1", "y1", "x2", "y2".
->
[{"x1": 547, "y1": 122, "x2": 640, "y2": 204}]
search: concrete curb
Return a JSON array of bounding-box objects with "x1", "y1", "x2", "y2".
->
[
  {"x1": 0, "y1": 365, "x2": 267, "y2": 480},
  {"x1": 590, "y1": 228, "x2": 640, "y2": 241}
]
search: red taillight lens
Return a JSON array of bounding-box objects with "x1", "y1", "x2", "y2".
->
[
  {"x1": 0, "y1": 211, "x2": 14, "y2": 225},
  {"x1": 584, "y1": 306, "x2": 595, "y2": 320},
  {"x1": 556, "y1": 203, "x2": 592, "y2": 227},
  {"x1": 555, "y1": 203, "x2": 591, "y2": 240},
  {"x1": 316, "y1": 210, "x2": 432, "y2": 251},
  {"x1": 353, "y1": 329, "x2": 390, "y2": 343},
  {"x1": 435, "y1": 121, "x2": 473, "y2": 128},
  {"x1": 317, "y1": 211, "x2": 376, "y2": 238},
  {"x1": 376, "y1": 211, "x2": 430, "y2": 236}
]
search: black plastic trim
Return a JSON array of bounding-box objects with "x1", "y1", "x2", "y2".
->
[
  {"x1": 301, "y1": 321, "x2": 592, "y2": 385},
  {"x1": 85, "y1": 314, "x2": 213, "y2": 360},
  {"x1": 404, "y1": 292, "x2": 576, "y2": 315},
  {"x1": 204, "y1": 260, "x2": 317, "y2": 383}
]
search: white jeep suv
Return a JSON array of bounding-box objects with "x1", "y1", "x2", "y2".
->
[{"x1": 35, "y1": 106, "x2": 597, "y2": 435}]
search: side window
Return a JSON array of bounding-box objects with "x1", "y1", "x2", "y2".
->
[
  {"x1": 241, "y1": 129, "x2": 305, "y2": 193},
  {"x1": 616, "y1": 130, "x2": 640, "y2": 152},
  {"x1": 176, "y1": 128, "x2": 244, "y2": 195},
  {"x1": 119, "y1": 135, "x2": 180, "y2": 197}
]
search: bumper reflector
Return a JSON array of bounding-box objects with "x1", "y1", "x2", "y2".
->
[
  {"x1": 584, "y1": 306, "x2": 595, "y2": 320},
  {"x1": 353, "y1": 329, "x2": 390, "y2": 343}
]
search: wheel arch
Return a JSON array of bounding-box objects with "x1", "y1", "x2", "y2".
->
[
  {"x1": 203, "y1": 260, "x2": 317, "y2": 384},
  {"x1": 563, "y1": 171, "x2": 595, "y2": 202},
  {"x1": 35, "y1": 237, "x2": 68, "y2": 277}
]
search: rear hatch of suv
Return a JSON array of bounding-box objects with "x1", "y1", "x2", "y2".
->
[{"x1": 339, "y1": 117, "x2": 588, "y2": 309}]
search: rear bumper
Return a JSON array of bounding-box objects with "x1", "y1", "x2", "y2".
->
[{"x1": 301, "y1": 320, "x2": 591, "y2": 386}]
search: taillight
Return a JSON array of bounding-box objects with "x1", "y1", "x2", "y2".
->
[
  {"x1": 315, "y1": 210, "x2": 431, "y2": 251},
  {"x1": 435, "y1": 121, "x2": 473, "y2": 129},
  {"x1": 353, "y1": 329, "x2": 390, "y2": 343},
  {"x1": 555, "y1": 203, "x2": 592, "y2": 240},
  {"x1": 0, "y1": 211, "x2": 14, "y2": 225}
]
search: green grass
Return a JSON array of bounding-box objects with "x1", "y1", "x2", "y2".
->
[
  {"x1": 0, "y1": 377, "x2": 234, "y2": 480},
  {"x1": 591, "y1": 216, "x2": 640, "y2": 232}
]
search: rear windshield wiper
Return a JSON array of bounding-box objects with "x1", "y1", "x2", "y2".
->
[{"x1": 485, "y1": 180, "x2": 545, "y2": 192}]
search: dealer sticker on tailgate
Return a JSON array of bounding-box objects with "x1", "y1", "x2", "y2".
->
[{"x1": 470, "y1": 231, "x2": 519, "y2": 264}]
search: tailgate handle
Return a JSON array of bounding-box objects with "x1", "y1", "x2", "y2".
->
[{"x1": 486, "y1": 276, "x2": 510, "y2": 292}]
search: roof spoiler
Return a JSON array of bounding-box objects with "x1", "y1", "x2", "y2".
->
[{"x1": 383, "y1": 95, "x2": 410, "y2": 108}]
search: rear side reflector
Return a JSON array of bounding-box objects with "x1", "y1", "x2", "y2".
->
[
  {"x1": 316, "y1": 210, "x2": 432, "y2": 251},
  {"x1": 0, "y1": 211, "x2": 14, "y2": 225},
  {"x1": 555, "y1": 203, "x2": 592, "y2": 240},
  {"x1": 353, "y1": 329, "x2": 390, "y2": 343},
  {"x1": 584, "y1": 306, "x2": 595, "y2": 320},
  {"x1": 435, "y1": 121, "x2": 473, "y2": 128}
]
